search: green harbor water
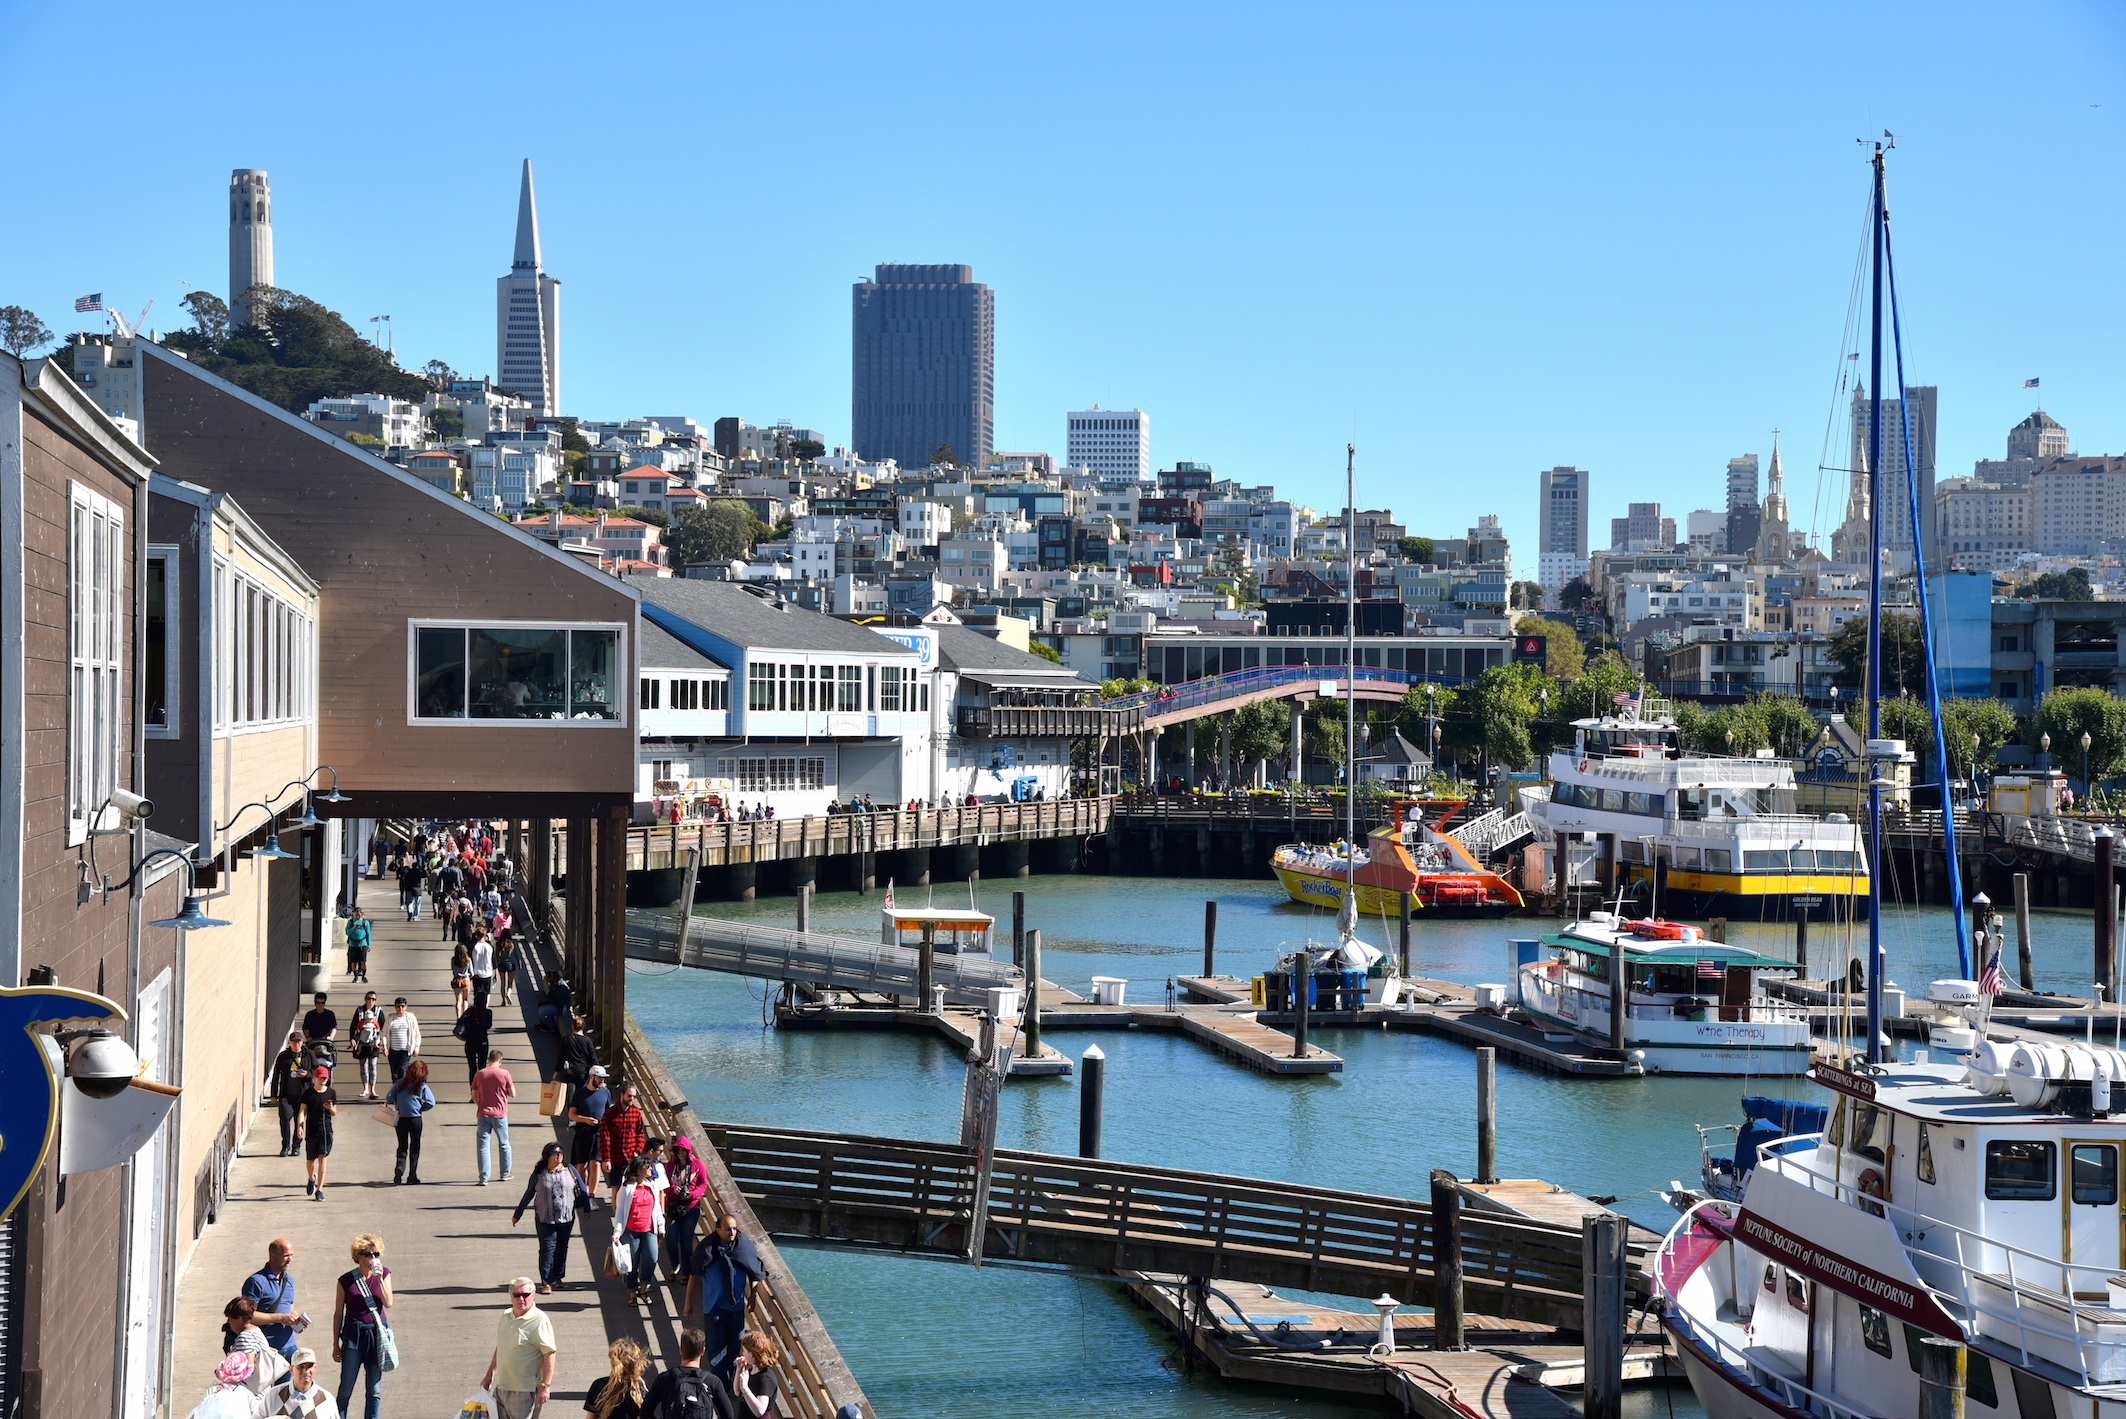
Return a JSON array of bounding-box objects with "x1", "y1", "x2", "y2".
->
[{"x1": 632, "y1": 872, "x2": 2103, "y2": 1418}]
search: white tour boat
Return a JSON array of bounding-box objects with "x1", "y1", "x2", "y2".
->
[{"x1": 1512, "y1": 912, "x2": 1815, "y2": 1075}]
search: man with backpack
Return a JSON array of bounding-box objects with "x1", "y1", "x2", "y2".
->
[{"x1": 642, "y1": 1328, "x2": 735, "y2": 1419}]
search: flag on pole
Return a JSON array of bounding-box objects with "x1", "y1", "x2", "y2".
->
[
  {"x1": 74, "y1": 293, "x2": 103, "y2": 313},
  {"x1": 883, "y1": 878, "x2": 895, "y2": 911},
  {"x1": 2023, "y1": 378, "x2": 2040, "y2": 389},
  {"x1": 1697, "y1": 959, "x2": 1724, "y2": 980},
  {"x1": 1611, "y1": 691, "x2": 1641, "y2": 708},
  {"x1": 1980, "y1": 949, "x2": 2004, "y2": 995}
]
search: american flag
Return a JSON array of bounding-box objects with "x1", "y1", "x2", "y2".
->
[
  {"x1": 883, "y1": 878, "x2": 895, "y2": 911},
  {"x1": 1697, "y1": 959, "x2": 1724, "y2": 979},
  {"x1": 1980, "y1": 949, "x2": 2003, "y2": 995},
  {"x1": 2023, "y1": 378, "x2": 2041, "y2": 390},
  {"x1": 1612, "y1": 691, "x2": 1641, "y2": 708},
  {"x1": 74, "y1": 293, "x2": 102, "y2": 313}
]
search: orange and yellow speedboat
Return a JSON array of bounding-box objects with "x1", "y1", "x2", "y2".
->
[{"x1": 1271, "y1": 799, "x2": 1524, "y2": 918}]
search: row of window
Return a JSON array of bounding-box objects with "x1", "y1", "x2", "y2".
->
[
  {"x1": 716, "y1": 756, "x2": 828, "y2": 792},
  {"x1": 414, "y1": 624, "x2": 620, "y2": 721},
  {"x1": 640, "y1": 676, "x2": 729, "y2": 711},
  {"x1": 216, "y1": 560, "x2": 316, "y2": 733},
  {"x1": 68, "y1": 487, "x2": 125, "y2": 841},
  {"x1": 743, "y1": 662, "x2": 929, "y2": 715}
]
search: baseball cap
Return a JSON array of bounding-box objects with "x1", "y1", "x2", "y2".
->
[
  {"x1": 589, "y1": 1065, "x2": 608, "y2": 1078},
  {"x1": 291, "y1": 1347, "x2": 318, "y2": 1366}
]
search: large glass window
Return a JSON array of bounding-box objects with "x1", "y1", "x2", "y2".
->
[
  {"x1": 412, "y1": 623, "x2": 623, "y2": 723},
  {"x1": 146, "y1": 551, "x2": 174, "y2": 734},
  {"x1": 1985, "y1": 1141, "x2": 2056, "y2": 1201},
  {"x1": 838, "y1": 665, "x2": 862, "y2": 712}
]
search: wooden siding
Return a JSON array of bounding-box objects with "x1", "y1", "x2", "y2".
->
[{"x1": 141, "y1": 354, "x2": 636, "y2": 801}]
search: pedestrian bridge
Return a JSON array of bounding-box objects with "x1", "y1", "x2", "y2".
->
[
  {"x1": 1108, "y1": 666, "x2": 1473, "y2": 730},
  {"x1": 703, "y1": 1123, "x2": 1651, "y2": 1325}
]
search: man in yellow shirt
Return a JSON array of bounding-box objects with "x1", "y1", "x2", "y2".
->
[{"x1": 479, "y1": 1278, "x2": 555, "y2": 1418}]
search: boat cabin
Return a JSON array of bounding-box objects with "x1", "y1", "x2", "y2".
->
[
  {"x1": 1542, "y1": 923, "x2": 1800, "y2": 1019},
  {"x1": 880, "y1": 906, "x2": 995, "y2": 956},
  {"x1": 1573, "y1": 714, "x2": 1682, "y2": 761}
]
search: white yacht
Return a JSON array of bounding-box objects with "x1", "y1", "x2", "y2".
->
[
  {"x1": 1523, "y1": 704, "x2": 1870, "y2": 922},
  {"x1": 1660, "y1": 1025, "x2": 2126, "y2": 1419},
  {"x1": 1512, "y1": 912, "x2": 1815, "y2": 1075}
]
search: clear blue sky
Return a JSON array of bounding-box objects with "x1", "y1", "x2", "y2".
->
[{"x1": 6, "y1": 1, "x2": 2121, "y2": 557}]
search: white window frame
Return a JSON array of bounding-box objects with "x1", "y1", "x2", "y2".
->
[
  {"x1": 212, "y1": 559, "x2": 316, "y2": 738},
  {"x1": 405, "y1": 619, "x2": 629, "y2": 728},
  {"x1": 145, "y1": 544, "x2": 180, "y2": 740},
  {"x1": 68, "y1": 483, "x2": 125, "y2": 846}
]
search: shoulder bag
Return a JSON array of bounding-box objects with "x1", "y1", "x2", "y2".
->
[{"x1": 356, "y1": 1273, "x2": 399, "y2": 1371}]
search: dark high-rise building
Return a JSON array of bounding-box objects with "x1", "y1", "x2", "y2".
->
[{"x1": 851, "y1": 264, "x2": 994, "y2": 470}]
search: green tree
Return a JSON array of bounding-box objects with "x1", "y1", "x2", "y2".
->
[
  {"x1": 2014, "y1": 568, "x2": 2095, "y2": 602},
  {"x1": 1457, "y1": 662, "x2": 1551, "y2": 769},
  {"x1": 425, "y1": 405, "x2": 464, "y2": 440},
  {"x1": 1100, "y1": 676, "x2": 1154, "y2": 698},
  {"x1": 1509, "y1": 580, "x2": 1545, "y2": 611},
  {"x1": 1558, "y1": 575, "x2": 1597, "y2": 612},
  {"x1": 1569, "y1": 651, "x2": 1642, "y2": 718},
  {"x1": 1028, "y1": 640, "x2": 1062, "y2": 664},
  {"x1": 790, "y1": 438, "x2": 826, "y2": 462},
  {"x1": 1514, "y1": 614, "x2": 1584, "y2": 681},
  {"x1": 1304, "y1": 697, "x2": 1348, "y2": 770},
  {"x1": 0, "y1": 305, "x2": 54, "y2": 357},
  {"x1": 1749, "y1": 692, "x2": 1821, "y2": 758},
  {"x1": 159, "y1": 284, "x2": 434, "y2": 412},
  {"x1": 930, "y1": 443, "x2": 958, "y2": 468},
  {"x1": 180, "y1": 291, "x2": 229, "y2": 344},
  {"x1": 345, "y1": 431, "x2": 385, "y2": 447},
  {"x1": 665, "y1": 500, "x2": 765, "y2": 565},
  {"x1": 1229, "y1": 700, "x2": 1291, "y2": 780},
  {"x1": 1941, "y1": 697, "x2": 2018, "y2": 779},
  {"x1": 1211, "y1": 543, "x2": 1258, "y2": 603},
  {"x1": 421, "y1": 359, "x2": 458, "y2": 392},
  {"x1": 611, "y1": 505, "x2": 671, "y2": 528},
  {"x1": 2035, "y1": 686, "x2": 2126, "y2": 783},
  {"x1": 1828, "y1": 612, "x2": 1927, "y2": 697},
  {"x1": 1396, "y1": 535, "x2": 1434, "y2": 563}
]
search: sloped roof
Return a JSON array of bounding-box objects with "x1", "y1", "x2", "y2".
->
[
  {"x1": 931, "y1": 622, "x2": 1097, "y2": 691},
  {"x1": 640, "y1": 619, "x2": 726, "y2": 672},
  {"x1": 640, "y1": 577, "x2": 918, "y2": 657}
]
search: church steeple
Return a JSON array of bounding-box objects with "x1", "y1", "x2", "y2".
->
[
  {"x1": 1761, "y1": 429, "x2": 1792, "y2": 560},
  {"x1": 513, "y1": 159, "x2": 543, "y2": 274}
]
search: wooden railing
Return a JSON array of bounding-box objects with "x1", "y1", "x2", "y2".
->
[
  {"x1": 615, "y1": 798, "x2": 1112, "y2": 869},
  {"x1": 706, "y1": 1123, "x2": 1647, "y2": 1328}
]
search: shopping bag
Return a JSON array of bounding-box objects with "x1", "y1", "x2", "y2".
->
[
  {"x1": 456, "y1": 1392, "x2": 498, "y2": 1419},
  {"x1": 372, "y1": 1103, "x2": 396, "y2": 1126},
  {"x1": 607, "y1": 1239, "x2": 631, "y2": 1276},
  {"x1": 538, "y1": 1080, "x2": 565, "y2": 1117}
]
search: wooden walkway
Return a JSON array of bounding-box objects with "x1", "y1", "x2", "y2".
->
[{"x1": 609, "y1": 799, "x2": 1113, "y2": 871}]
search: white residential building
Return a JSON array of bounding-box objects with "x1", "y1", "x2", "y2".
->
[
  {"x1": 1066, "y1": 406, "x2": 1150, "y2": 483},
  {"x1": 303, "y1": 394, "x2": 424, "y2": 448},
  {"x1": 1685, "y1": 509, "x2": 1723, "y2": 555},
  {"x1": 1614, "y1": 573, "x2": 1759, "y2": 631},
  {"x1": 899, "y1": 500, "x2": 952, "y2": 548},
  {"x1": 1935, "y1": 476, "x2": 2032, "y2": 571}
]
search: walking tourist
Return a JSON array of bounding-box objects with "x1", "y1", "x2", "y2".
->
[
  {"x1": 583, "y1": 1338, "x2": 651, "y2": 1419},
  {"x1": 396, "y1": 853, "x2": 426, "y2": 920},
  {"x1": 385, "y1": 1057, "x2": 435, "y2": 1185},
  {"x1": 494, "y1": 929, "x2": 520, "y2": 1007},
  {"x1": 610, "y1": 1157, "x2": 664, "y2": 1307},
  {"x1": 685, "y1": 1215, "x2": 766, "y2": 1385},
  {"x1": 568, "y1": 1065, "x2": 612, "y2": 1201},
  {"x1": 451, "y1": 941, "x2": 474, "y2": 1015},
  {"x1": 242, "y1": 1239, "x2": 302, "y2": 1362},
  {"x1": 331, "y1": 1234, "x2": 393, "y2": 1419},
  {"x1": 480, "y1": 1278, "x2": 558, "y2": 1419},
  {"x1": 641, "y1": 1328, "x2": 731, "y2": 1419},
  {"x1": 471, "y1": 929, "x2": 496, "y2": 996},
  {"x1": 349, "y1": 992, "x2": 384, "y2": 1100},
  {"x1": 475, "y1": 1047, "x2": 516, "y2": 1184},
  {"x1": 732, "y1": 1333, "x2": 783, "y2": 1419},
  {"x1": 262, "y1": 1348, "x2": 340, "y2": 1418},
  {"x1": 598, "y1": 1082, "x2": 648, "y2": 1208},
  {"x1": 458, "y1": 991, "x2": 495, "y2": 1085},
  {"x1": 301, "y1": 1065, "x2": 338, "y2": 1201},
  {"x1": 510, "y1": 1142, "x2": 579, "y2": 1292},
  {"x1": 663, "y1": 1136, "x2": 709, "y2": 1284},
  {"x1": 302, "y1": 993, "x2": 338, "y2": 1067},
  {"x1": 343, "y1": 907, "x2": 372, "y2": 984},
  {"x1": 383, "y1": 997, "x2": 421, "y2": 1085},
  {"x1": 268, "y1": 1032, "x2": 309, "y2": 1156}
]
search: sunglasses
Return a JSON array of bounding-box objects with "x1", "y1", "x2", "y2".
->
[
  {"x1": 510, "y1": 1290, "x2": 534, "y2": 1299},
  {"x1": 358, "y1": 1250, "x2": 381, "y2": 1258}
]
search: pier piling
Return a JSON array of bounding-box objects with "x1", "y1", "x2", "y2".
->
[
  {"x1": 1428, "y1": 1169, "x2": 1465, "y2": 1351},
  {"x1": 1581, "y1": 1212, "x2": 1627, "y2": 1419},
  {"x1": 1080, "y1": 1044, "x2": 1106, "y2": 1158},
  {"x1": 796, "y1": 880, "x2": 811, "y2": 936},
  {"x1": 2014, "y1": 873, "x2": 2033, "y2": 990},
  {"x1": 1012, "y1": 890, "x2": 1026, "y2": 970},
  {"x1": 2098, "y1": 829, "x2": 2116, "y2": 995},
  {"x1": 1203, "y1": 901, "x2": 1217, "y2": 979},
  {"x1": 1293, "y1": 948, "x2": 1311, "y2": 1059},
  {"x1": 1024, "y1": 928, "x2": 1044, "y2": 1058},
  {"x1": 1794, "y1": 907, "x2": 1808, "y2": 978},
  {"x1": 1475, "y1": 1047, "x2": 1498, "y2": 1185},
  {"x1": 1917, "y1": 1336, "x2": 1966, "y2": 1419},
  {"x1": 1399, "y1": 892, "x2": 1412, "y2": 977},
  {"x1": 919, "y1": 922, "x2": 935, "y2": 1014}
]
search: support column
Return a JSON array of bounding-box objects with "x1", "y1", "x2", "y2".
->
[
  {"x1": 598, "y1": 806, "x2": 629, "y2": 1067},
  {"x1": 320, "y1": 815, "x2": 344, "y2": 919},
  {"x1": 1000, "y1": 841, "x2": 1030, "y2": 878},
  {"x1": 1184, "y1": 720, "x2": 1197, "y2": 790},
  {"x1": 529, "y1": 819, "x2": 553, "y2": 921},
  {"x1": 789, "y1": 856, "x2": 819, "y2": 894},
  {"x1": 565, "y1": 817, "x2": 592, "y2": 989},
  {"x1": 507, "y1": 818, "x2": 522, "y2": 872},
  {"x1": 306, "y1": 828, "x2": 328, "y2": 975},
  {"x1": 1290, "y1": 701, "x2": 1304, "y2": 782},
  {"x1": 726, "y1": 862, "x2": 758, "y2": 902},
  {"x1": 900, "y1": 847, "x2": 931, "y2": 887},
  {"x1": 951, "y1": 842, "x2": 980, "y2": 882}
]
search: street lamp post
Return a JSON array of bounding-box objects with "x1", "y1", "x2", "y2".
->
[{"x1": 2084, "y1": 731, "x2": 2094, "y2": 800}]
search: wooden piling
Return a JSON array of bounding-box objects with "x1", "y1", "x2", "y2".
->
[
  {"x1": 1581, "y1": 1212, "x2": 1627, "y2": 1419},
  {"x1": 1012, "y1": 890, "x2": 1026, "y2": 970},
  {"x1": 1399, "y1": 892, "x2": 1413, "y2": 977},
  {"x1": 2098, "y1": 829, "x2": 2116, "y2": 997},
  {"x1": 919, "y1": 922, "x2": 935, "y2": 1014},
  {"x1": 796, "y1": 879, "x2": 811, "y2": 936},
  {"x1": 1428, "y1": 1169, "x2": 1464, "y2": 1351},
  {"x1": 1794, "y1": 907, "x2": 1808, "y2": 978},
  {"x1": 1917, "y1": 1336, "x2": 1965, "y2": 1419},
  {"x1": 1293, "y1": 945, "x2": 1311, "y2": 1060},
  {"x1": 1080, "y1": 1044, "x2": 1106, "y2": 1158},
  {"x1": 1023, "y1": 928, "x2": 1044, "y2": 1058},
  {"x1": 1203, "y1": 900, "x2": 1218, "y2": 979},
  {"x1": 1476, "y1": 1047, "x2": 1498, "y2": 1185},
  {"x1": 1607, "y1": 934, "x2": 1626, "y2": 1052},
  {"x1": 2014, "y1": 872, "x2": 2034, "y2": 990}
]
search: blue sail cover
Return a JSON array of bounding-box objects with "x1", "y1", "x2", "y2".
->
[{"x1": 1735, "y1": 1096, "x2": 1830, "y2": 1177}]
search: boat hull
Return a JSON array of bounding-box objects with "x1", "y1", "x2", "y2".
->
[
  {"x1": 1514, "y1": 997, "x2": 1813, "y2": 1076},
  {"x1": 1272, "y1": 865, "x2": 1518, "y2": 918},
  {"x1": 1666, "y1": 1320, "x2": 1806, "y2": 1419}
]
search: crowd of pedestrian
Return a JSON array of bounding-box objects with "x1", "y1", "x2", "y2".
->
[{"x1": 187, "y1": 819, "x2": 804, "y2": 1419}]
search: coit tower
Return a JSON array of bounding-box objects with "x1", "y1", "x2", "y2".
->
[
  {"x1": 228, "y1": 169, "x2": 274, "y2": 326},
  {"x1": 496, "y1": 159, "x2": 560, "y2": 416}
]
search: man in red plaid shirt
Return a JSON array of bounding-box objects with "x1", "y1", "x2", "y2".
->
[{"x1": 598, "y1": 1081, "x2": 648, "y2": 1206}]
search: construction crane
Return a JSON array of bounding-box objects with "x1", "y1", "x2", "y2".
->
[{"x1": 108, "y1": 301, "x2": 154, "y2": 339}]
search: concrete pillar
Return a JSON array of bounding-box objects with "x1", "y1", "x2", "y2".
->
[
  {"x1": 1185, "y1": 720, "x2": 1197, "y2": 789},
  {"x1": 507, "y1": 818, "x2": 523, "y2": 867},
  {"x1": 951, "y1": 842, "x2": 980, "y2": 882},
  {"x1": 1218, "y1": 716, "x2": 1232, "y2": 790},
  {"x1": 529, "y1": 819, "x2": 553, "y2": 919},
  {"x1": 790, "y1": 856, "x2": 819, "y2": 892},
  {"x1": 1147, "y1": 730, "x2": 1161, "y2": 792},
  {"x1": 1290, "y1": 701, "x2": 1304, "y2": 781},
  {"x1": 1149, "y1": 827, "x2": 1167, "y2": 873},
  {"x1": 726, "y1": 861, "x2": 758, "y2": 902},
  {"x1": 1001, "y1": 841, "x2": 1031, "y2": 878},
  {"x1": 900, "y1": 847, "x2": 931, "y2": 887},
  {"x1": 320, "y1": 815, "x2": 344, "y2": 917}
]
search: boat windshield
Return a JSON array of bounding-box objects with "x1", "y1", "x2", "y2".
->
[{"x1": 1577, "y1": 727, "x2": 1680, "y2": 760}]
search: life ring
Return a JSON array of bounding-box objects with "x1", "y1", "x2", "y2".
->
[
  {"x1": 1577, "y1": 759, "x2": 1590, "y2": 773},
  {"x1": 1624, "y1": 919, "x2": 1685, "y2": 940},
  {"x1": 1858, "y1": 1167, "x2": 1887, "y2": 1215}
]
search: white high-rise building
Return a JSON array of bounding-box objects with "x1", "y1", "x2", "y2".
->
[
  {"x1": 496, "y1": 160, "x2": 561, "y2": 416},
  {"x1": 1536, "y1": 466, "x2": 1589, "y2": 592},
  {"x1": 228, "y1": 169, "x2": 274, "y2": 325},
  {"x1": 1066, "y1": 407, "x2": 1149, "y2": 483}
]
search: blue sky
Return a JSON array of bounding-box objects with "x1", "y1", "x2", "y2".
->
[{"x1": 5, "y1": 1, "x2": 2122, "y2": 556}]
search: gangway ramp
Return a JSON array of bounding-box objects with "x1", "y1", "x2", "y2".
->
[{"x1": 625, "y1": 909, "x2": 1083, "y2": 1005}]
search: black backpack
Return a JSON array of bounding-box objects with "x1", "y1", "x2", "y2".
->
[{"x1": 661, "y1": 1369, "x2": 723, "y2": 1419}]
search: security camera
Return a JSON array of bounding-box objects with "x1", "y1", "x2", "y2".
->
[
  {"x1": 64, "y1": 1030, "x2": 141, "y2": 1099},
  {"x1": 106, "y1": 788, "x2": 154, "y2": 822}
]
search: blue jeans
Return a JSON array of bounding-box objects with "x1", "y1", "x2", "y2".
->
[
  {"x1": 387, "y1": 1049, "x2": 410, "y2": 1085},
  {"x1": 477, "y1": 1116, "x2": 512, "y2": 1181},
  {"x1": 336, "y1": 1321, "x2": 383, "y2": 1419},
  {"x1": 704, "y1": 1307, "x2": 745, "y2": 1384},
  {"x1": 667, "y1": 1203, "x2": 701, "y2": 1276},
  {"x1": 624, "y1": 1228, "x2": 657, "y2": 1285},
  {"x1": 536, "y1": 1218, "x2": 573, "y2": 1283}
]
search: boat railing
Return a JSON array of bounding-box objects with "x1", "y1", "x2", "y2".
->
[
  {"x1": 1763, "y1": 1145, "x2": 2126, "y2": 1386},
  {"x1": 1655, "y1": 1203, "x2": 1879, "y2": 1419},
  {"x1": 1661, "y1": 816, "x2": 1863, "y2": 842},
  {"x1": 1556, "y1": 753, "x2": 1799, "y2": 786}
]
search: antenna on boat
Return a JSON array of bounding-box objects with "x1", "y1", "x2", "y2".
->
[{"x1": 1342, "y1": 442, "x2": 1359, "y2": 945}]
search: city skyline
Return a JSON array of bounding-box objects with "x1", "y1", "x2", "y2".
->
[{"x1": 5, "y1": 2, "x2": 2123, "y2": 557}]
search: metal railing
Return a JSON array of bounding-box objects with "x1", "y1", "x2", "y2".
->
[
  {"x1": 618, "y1": 798, "x2": 1113, "y2": 868},
  {"x1": 625, "y1": 911, "x2": 1024, "y2": 1005},
  {"x1": 1108, "y1": 666, "x2": 1482, "y2": 721},
  {"x1": 2002, "y1": 815, "x2": 2126, "y2": 865}
]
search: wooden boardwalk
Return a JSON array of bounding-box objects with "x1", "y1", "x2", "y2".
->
[{"x1": 612, "y1": 799, "x2": 1113, "y2": 872}]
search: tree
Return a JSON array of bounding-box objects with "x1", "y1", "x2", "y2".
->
[
  {"x1": 1941, "y1": 697, "x2": 2018, "y2": 779},
  {"x1": 0, "y1": 306, "x2": 53, "y2": 358},
  {"x1": 1100, "y1": 677, "x2": 1154, "y2": 698},
  {"x1": 421, "y1": 359, "x2": 459, "y2": 392},
  {"x1": 1558, "y1": 575, "x2": 1597, "y2": 612},
  {"x1": 1303, "y1": 697, "x2": 1348, "y2": 770},
  {"x1": 1571, "y1": 650, "x2": 1641, "y2": 716},
  {"x1": 425, "y1": 405, "x2": 464, "y2": 439},
  {"x1": 1750, "y1": 693, "x2": 1821, "y2": 758},
  {"x1": 1211, "y1": 544, "x2": 1258, "y2": 603},
  {"x1": 1229, "y1": 700, "x2": 1291, "y2": 781},
  {"x1": 1396, "y1": 535, "x2": 1434, "y2": 563},
  {"x1": 1028, "y1": 640, "x2": 1062, "y2": 664},
  {"x1": 930, "y1": 443, "x2": 958, "y2": 468},
  {"x1": 1452, "y1": 662, "x2": 1551, "y2": 769},
  {"x1": 1509, "y1": 580, "x2": 1546, "y2": 611},
  {"x1": 1827, "y1": 612, "x2": 1927, "y2": 697},
  {"x1": 2014, "y1": 567, "x2": 2095, "y2": 602},
  {"x1": 665, "y1": 500, "x2": 766, "y2": 565},
  {"x1": 1514, "y1": 615, "x2": 1584, "y2": 681},
  {"x1": 159, "y1": 284, "x2": 434, "y2": 412},
  {"x1": 2035, "y1": 686, "x2": 2126, "y2": 784},
  {"x1": 790, "y1": 438, "x2": 826, "y2": 462},
  {"x1": 180, "y1": 291, "x2": 230, "y2": 344},
  {"x1": 345, "y1": 431, "x2": 385, "y2": 447}
]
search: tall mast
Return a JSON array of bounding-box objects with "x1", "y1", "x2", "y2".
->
[
  {"x1": 1865, "y1": 141, "x2": 1888, "y2": 1065},
  {"x1": 1344, "y1": 444, "x2": 1359, "y2": 924}
]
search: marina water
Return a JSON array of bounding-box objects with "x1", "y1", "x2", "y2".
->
[{"x1": 633, "y1": 874, "x2": 2099, "y2": 1418}]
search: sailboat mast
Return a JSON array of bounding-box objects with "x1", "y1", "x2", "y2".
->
[
  {"x1": 1345, "y1": 444, "x2": 1358, "y2": 903},
  {"x1": 1865, "y1": 141, "x2": 1889, "y2": 1065}
]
